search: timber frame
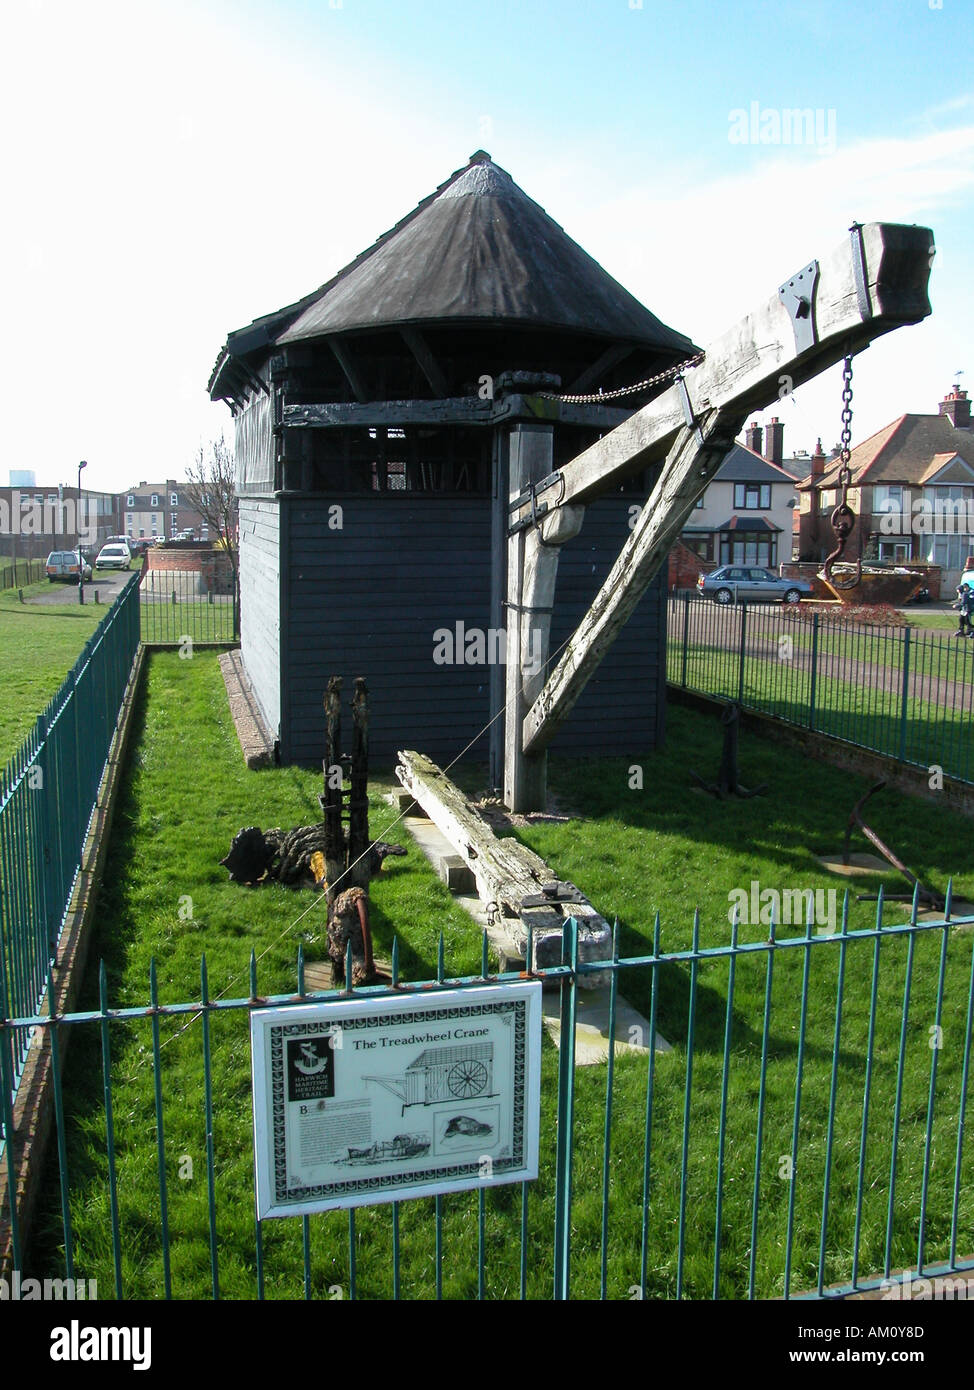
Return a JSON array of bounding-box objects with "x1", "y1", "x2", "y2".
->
[{"x1": 501, "y1": 221, "x2": 934, "y2": 809}]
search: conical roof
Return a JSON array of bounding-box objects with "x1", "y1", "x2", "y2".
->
[{"x1": 275, "y1": 152, "x2": 695, "y2": 352}]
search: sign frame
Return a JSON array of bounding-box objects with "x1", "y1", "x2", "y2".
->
[{"x1": 250, "y1": 980, "x2": 542, "y2": 1218}]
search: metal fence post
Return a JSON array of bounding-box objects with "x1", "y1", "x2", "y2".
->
[
  {"x1": 553, "y1": 917, "x2": 579, "y2": 1301},
  {"x1": 681, "y1": 594, "x2": 690, "y2": 688},
  {"x1": 809, "y1": 612, "x2": 819, "y2": 732},
  {"x1": 34, "y1": 713, "x2": 56, "y2": 960},
  {"x1": 737, "y1": 601, "x2": 748, "y2": 706},
  {"x1": 899, "y1": 628, "x2": 911, "y2": 763}
]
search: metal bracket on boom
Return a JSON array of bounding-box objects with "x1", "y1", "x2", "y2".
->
[
  {"x1": 778, "y1": 261, "x2": 820, "y2": 355},
  {"x1": 507, "y1": 471, "x2": 565, "y2": 536},
  {"x1": 520, "y1": 880, "x2": 587, "y2": 909}
]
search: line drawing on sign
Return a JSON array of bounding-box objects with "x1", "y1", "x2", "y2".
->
[{"x1": 364, "y1": 1043, "x2": 495, "y2": 1114}]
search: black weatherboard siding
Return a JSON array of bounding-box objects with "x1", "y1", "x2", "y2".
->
[{"x1": 276, "y1": 494, "x2": 663, "y2": 766}]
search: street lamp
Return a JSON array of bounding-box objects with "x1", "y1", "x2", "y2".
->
[{"x1": 78, "y1": 460, "x2": 87, "y2": 605}]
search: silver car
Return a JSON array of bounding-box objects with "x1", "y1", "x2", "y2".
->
[{"x1": 697, "y1": 565, "x2": 813, "y2": 606}]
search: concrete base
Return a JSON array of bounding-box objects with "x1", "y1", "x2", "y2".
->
[
  {"x1": 817, "y1": 852, "x2": 890, "y2": 877},
  {"x1": 542, "y1": 988, "x2": 671, "y2": 1064}
]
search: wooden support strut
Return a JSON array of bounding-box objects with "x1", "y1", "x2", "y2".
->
[
  {"x1": 503, "y1": 423, "x2": 585, "y2": 812},
  {"x1": 514, "y1": 221, "x2": 933, "y2": 765}
]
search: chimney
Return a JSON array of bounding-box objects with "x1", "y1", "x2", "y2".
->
[
  {"x1": 745, "y1": 421, "x2": 763, "y2": 454},
  {"x1": 940, "y1": 387, "x2": 971, "y2": 429},
  {"x1": 765, "y1": 417, "x2": 784, "y2": 467},
  {"x1": 810, "y1": 437, "x2": 826, "y2": 478}
]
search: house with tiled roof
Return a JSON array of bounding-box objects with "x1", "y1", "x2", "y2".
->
[
  {"x1": 795, "y1": 386, "x2": 974, "y2": 592},
  {"x1": 678, "y1": 419, "x2": 800, "y2": 572}
]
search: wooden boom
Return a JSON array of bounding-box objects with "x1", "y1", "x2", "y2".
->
[{"x1": 516, "y1": 222, "x2": 933, "y2": 765}]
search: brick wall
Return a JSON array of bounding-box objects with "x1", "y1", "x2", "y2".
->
[
  {"x1": 668, "y1": 540, "x2": 711, "y2": 591},
  {"x1": 145, "y1": 545, "x2": 234, "y2": 593}
]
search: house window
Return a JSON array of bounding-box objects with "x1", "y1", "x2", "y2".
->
[
  {"x1": 151, "y1": 494, "x2": 159, "y2": 507},
  {"x1": 721, "y1": 532, "x2": 778, "y2": 567},
  {"x1": 683, "y1": 535, "x2": 711, "y2": 560},
  {"x1": 734, "y1": 483, "x2": 771, "y2": 510},
  {"x1": 127, "y1": 514, "x2": 133, "y2": 525},
  {"x1": 170, "y1": 492, "x2": 178, "y2": 508},
  {"x1": 171, "y1": 513, "x2": 178, "y2": 531},
  {"x1": 127, "y1": 495, "x2": 135, "y2": 507}
]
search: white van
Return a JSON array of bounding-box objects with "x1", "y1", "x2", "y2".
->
[{"x1": 96, "y1": 542, "x2": 132, "y2": 571}]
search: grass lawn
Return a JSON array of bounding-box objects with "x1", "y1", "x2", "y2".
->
[
  {"x1": 669, "y1": 636, "x2": 974, "y2": 783},
  {"x1": 139, "y1": 595, "x2": 236, "y2": 646},
  {"x1": 0, "y1": 582, "x2": 105, "y2": 764},
  {"x1": 29, "y1": 651, "x2": 974, "y2": 1300},
  {"x1": 907, "y1": 612, "x2": 960, "y2": 633}
]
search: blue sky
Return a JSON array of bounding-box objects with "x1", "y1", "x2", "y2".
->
[{"x1": 2, "y1": 0, "x2": 971, "y2": 492}]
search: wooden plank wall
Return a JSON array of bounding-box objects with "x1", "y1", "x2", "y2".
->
[
  {"x1": 277, "y1": 495, "x2": 664, "y2": 766},
  {"x1": 238, "y1": 496, "x2": 282, "y2": 739}
]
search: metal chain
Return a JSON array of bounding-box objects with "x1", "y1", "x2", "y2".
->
[
  {"x1": 536, "y1": 351, "x2": 705, "y2": 405},
  {"x1": 837, "y1": 355, "x2": 854, "y2": 487}
]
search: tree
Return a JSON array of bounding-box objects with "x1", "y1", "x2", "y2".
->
[{"x1": 183, "y1": 434, "x2": 238, "y2": 592}]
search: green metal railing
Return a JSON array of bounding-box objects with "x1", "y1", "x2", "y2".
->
[
  {"x1": 139, "y1": 566, "x2": 239, "y2": 647},
  {"x1": 0, "y1": 574, "x2": 140, "y2": 1107},
  {"x1": 5, "y1": 904, "x2": 972, "y2": 1300},
  {"x1": 667, "y1": 595, "x2": 974, "y2": 783}
]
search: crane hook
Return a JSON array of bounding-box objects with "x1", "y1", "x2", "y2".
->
[{"x1": 823, "y1": 469, "x2": 862, "y2": 591}]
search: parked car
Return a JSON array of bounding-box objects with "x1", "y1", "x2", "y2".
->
[
  {"x1": 697, "y1": 565, "x2": 813, "y2": 606},
  {"x1": 96, "y1": 542, "x2": 132, "y2": 571},
  {"x1": 45, "y1": 550, "x2": 92, "y2": 584}
]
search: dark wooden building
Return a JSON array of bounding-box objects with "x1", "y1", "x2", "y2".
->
[{"x1": 208, "y1": 152, "x2": 699, "y2": 774}]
